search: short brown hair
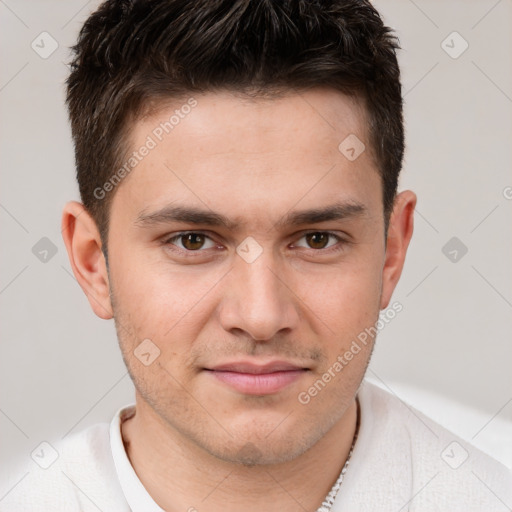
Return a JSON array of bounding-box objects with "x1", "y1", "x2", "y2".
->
[{"x1": 66, "y1": 0, "x2": 404, "y2": 251}]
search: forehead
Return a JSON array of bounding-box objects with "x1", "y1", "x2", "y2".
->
[
  {"x1": 110, "y1": 88, "x2": 381, "y2": 226},
  {"x1": 142, "y1": 87, "x2": 368, "y2": 152}
]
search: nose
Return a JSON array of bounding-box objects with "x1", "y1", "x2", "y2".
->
[{"x1": 218, "y1": 249, "x2": 300, "y2": 341}]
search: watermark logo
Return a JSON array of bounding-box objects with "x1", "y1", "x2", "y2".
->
[
  {"x1": 32, "y1": 237, "x2": 58, "y2": 263},
  {"x1": 442, "y1": 236, "x2": 468, "y2": 263},
  {"x1": 441, "y1": 31, "x2": 469, "y2": 60},
  {"x1": 338, "y1": 134, "x2": 365, "y2": 161},
  {"x1": 134, "y1": 338, "x2": 161, "y2": 366},
  {"x1": 31, "y1": 441, "x2": 59, "y2": 469},
  {"x1": 236, "y1": 236, "x2": 263, "y2": 263},
  {"x1": 31, "y1": 32, "x2": 58, "y2": 59},
  {"x1": 441, "y1": 441, "x2": 469, "y2": 469}
]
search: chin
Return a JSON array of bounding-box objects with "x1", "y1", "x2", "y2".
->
[
  {"x1": 199, "y1": 421, "x2": 325, "y2": 467},
  {"x1": 214, "y1": 440, "x2": 307, "y2": 467}
]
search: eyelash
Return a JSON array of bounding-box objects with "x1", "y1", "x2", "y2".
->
[{"x1": 161, "y1": 231, "x2": 349, "y2": 257}]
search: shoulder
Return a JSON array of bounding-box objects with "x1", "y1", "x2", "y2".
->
[
  {"x1": 0, "y1": 413, "x2": 130, "y2": 512},
  {"x1": 345, "y1": 380, "x2": 512, "y2": 511}
]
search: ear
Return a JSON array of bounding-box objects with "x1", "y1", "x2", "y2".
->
[
  {"x1": 380, "y1": 190, "x2": 417, "y2": 309},
  {"x1": 61, "y1": 201, "x2": 113, "y2": 319}
]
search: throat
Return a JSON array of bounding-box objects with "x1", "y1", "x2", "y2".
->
[{"x1": 118, "y1": 398, "x2": 359, "y2": 512}]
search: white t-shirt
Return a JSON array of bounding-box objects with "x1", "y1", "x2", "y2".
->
[{"x1": 1, "y1": 381, "x2": 510, "y2": 511}]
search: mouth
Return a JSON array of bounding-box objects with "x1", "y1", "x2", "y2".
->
[{"x1": 204, "y1": 361, "x2": 310, "y2": 395}]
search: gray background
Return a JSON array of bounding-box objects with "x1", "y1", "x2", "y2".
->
[{"x1": 1, "y1": 0, "x2": 511, "y2": 487}]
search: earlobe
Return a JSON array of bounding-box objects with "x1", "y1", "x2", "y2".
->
[
  {"x1": 61, "y1": 201, "x2": 113, "y2": 320},
  {"x1": 380, "y1": 190, "x2": 417, "y2": 310}
]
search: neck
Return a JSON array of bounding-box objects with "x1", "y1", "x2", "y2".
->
[{"x1": 122, "y1": 395, "x2": 358, "y2": 512}]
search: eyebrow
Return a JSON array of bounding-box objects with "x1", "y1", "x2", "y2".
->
[{"x1": 134, "y1": 201, "x2": 367, "y2": 231}]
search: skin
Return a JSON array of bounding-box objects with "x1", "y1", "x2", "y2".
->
[{"x1": 62, "y1": 87, "x2": 416, "y2": 511}]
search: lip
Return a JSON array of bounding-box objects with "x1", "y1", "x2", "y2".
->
[{"x1": 205, "y1": 360, "x2": 309, "y2": 395}]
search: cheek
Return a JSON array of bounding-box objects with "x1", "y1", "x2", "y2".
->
[
  {"x1": 297, "y1": 258, "x2": 383, "y2": 336},
  {"x1": 109, "y1": 259, "x2": 227, "y2": 350},
  {"x1": 109, "y1": 266, "x2": 208, "y2": 397}
]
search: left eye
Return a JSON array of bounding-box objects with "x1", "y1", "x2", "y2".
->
[{"x1": 294, "y1": 232, "x2": 341, "y2": 250}]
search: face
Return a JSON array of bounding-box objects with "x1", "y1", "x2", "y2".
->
[{"x1": 89, "y1": 88, "x2": 403, "y2": 464}]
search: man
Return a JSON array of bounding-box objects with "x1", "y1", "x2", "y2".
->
[{"x1": 2, "y1": 0, "x2": 510, "y2": 510}]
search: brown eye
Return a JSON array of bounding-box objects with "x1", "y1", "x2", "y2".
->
[
  {"x1": 293, "y1": 231, "x2": 345, "y2": 253},
  {"x1": 181, "y1": 233, "x2": 206, "y2": 250},
  {"x1": 305, "y1": 232, "x2": 330, "y2": 249},
  {"x1": 164, "y1": 232, "x2": 217, "y2": 252}
]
